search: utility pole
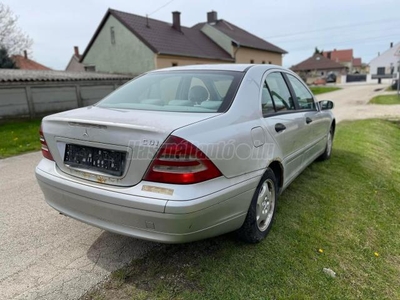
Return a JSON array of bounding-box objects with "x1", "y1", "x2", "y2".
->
[
  {"x1": 395, "y1": 46, "x2": 400, "y2": 97},
  {"x1": 398, "y1": 59, "x2": 400, "y2": 97}
]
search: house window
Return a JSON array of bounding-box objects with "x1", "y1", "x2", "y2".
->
[
  {"x1": 84, "y1": 65, "x2": 96, "y2": 72},
  {"x1": 377, "y1": 67, "x2": 385, "y2": 75},
  {"x1": 172, "y1": 62, "x2": 178, "y2": 67},
  {"x1": 262, "y1": 61, "x2": 265, "y2": 64},
  {"x1": 250, "y1": 59, "x2": 254, "y2": 64},
  {"x1": 110, "y1": 27, "x2": 116, "y2": 45}
]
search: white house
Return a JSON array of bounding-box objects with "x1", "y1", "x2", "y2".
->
[{"x1": 369, "y1": 42, "x2": 400, "y2": 79}]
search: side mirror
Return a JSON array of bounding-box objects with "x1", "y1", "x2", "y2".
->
[{"x1": 319, "y1": 100, "x2": 334, "y2": 110}]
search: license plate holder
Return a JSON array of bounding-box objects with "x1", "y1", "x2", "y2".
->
[{"x1": 64, "y1": 144, "x2": 126, "y2": 176}]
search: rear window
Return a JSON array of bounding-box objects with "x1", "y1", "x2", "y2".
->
[{"x1": 97, "y1": 71, "x2": 244, "y2": 113}]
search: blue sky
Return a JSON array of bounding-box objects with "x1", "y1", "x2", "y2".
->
[{"x1": 3, "y1": 0, "x2": 399, "y2": 70}]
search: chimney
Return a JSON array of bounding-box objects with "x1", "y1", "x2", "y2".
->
[
  {"x1": 207, "y1": 11, "x2": 218, "y2": 24},
  {"x1": 74, "y1": 46, "x2": 80, "y2": 57},
  {"x1": 172, "y1": 11, "x2": 181, "y2": 32},
  {"x1": 390, "y1": 42, "x2": 393, "y2": 48},
  {"x1": 23, "y1": 50, "x2": 27, "y2": 59}
]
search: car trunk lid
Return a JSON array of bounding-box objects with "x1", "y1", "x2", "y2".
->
[{"x1": 42, "y1": 106, "x2": 219, "y2": 187}]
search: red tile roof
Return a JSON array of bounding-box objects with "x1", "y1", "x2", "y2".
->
[
  {"x1": 291, "y1": 54, "x2": 345, "y2": 71},
  {"x1": 12, "y1": 55, "x2": 52, "y2": 70},
  {"x1": 353, "y1": 57, "x2": 362, "y2": 67},
  {"x1": 322, "y1": 49, "x2": 353, "y2": 63}
]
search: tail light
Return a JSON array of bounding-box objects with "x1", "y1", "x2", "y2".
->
[
  {"x1": 144, "y1": 136, "x2": 222, "y2": 184},
  {"x1": 39, "y1": 125, "x2": 54, "y2": 161}
]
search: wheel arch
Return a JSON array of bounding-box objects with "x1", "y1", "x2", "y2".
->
[
  {"x1": 268, "y1": 160, "x2": 284, "y2": 191},
  {"x1": 331, "y1": 119, "x2": 336, "y2": 137}
]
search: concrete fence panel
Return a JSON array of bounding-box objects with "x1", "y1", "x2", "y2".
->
[
  {"x1": 0, "y1": 70, "x2": 133, "y2": 120},
  {"x1": 32, "y1": 86, "x2": 78, "y2": 115},
  {"x1": 81, "y1": 85, "x2": 115, "y2": 106},
  {"x1": 0, "y1": 88, "x2": 29, "y2": 118}
]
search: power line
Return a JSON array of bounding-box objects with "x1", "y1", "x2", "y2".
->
[
  {"x1": 266, "y1": 18, "x2": 399, "y2": 40},
  {"x1": 273, "y1": 25, "x2": 400, "y2": 44},
  {"x1": 287, "y1": 33, "x2": 400, "y2": 53},
  {"x1": 148, "y1": 0, "x2": 176, "y2": 16}
]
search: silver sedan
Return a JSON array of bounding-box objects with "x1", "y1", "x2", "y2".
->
[{"x1": 35, "y1": 64, "x2": 335, "y2": 243}]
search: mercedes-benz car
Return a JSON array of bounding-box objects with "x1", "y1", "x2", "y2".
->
[{"x1": 35, "y1": 64, "x2": 335, "y2": 244}]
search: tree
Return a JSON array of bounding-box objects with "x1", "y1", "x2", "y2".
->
[
  {"x1": 0, "y1": 47, "x2": 17, "y2": 68},
  {"x1": 314, "y1": 47, "x2": 323, "y2": 55},
  {"x1": 0, "y1": 3, "x2": 33, "y2": 55}
]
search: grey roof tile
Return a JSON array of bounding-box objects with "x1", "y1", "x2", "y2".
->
[{"x1": 0, "y1": 69, "x2": 132, "y2": 82}]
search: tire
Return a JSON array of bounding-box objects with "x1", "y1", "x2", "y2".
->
[
  {"x1": 318, "y1": 127, "x2": 333, "y2": 161},
  {"x1": 237, "y1": 169, "x2": 278, "y2": 243}
]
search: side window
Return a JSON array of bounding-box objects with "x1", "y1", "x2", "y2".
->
[
  {"x1": 286, "y1": 74, "x2": 316, "y2": 110},
  {"x1": 261, "y1": 81, "x2": 275, "y2": 115},
  {"x1": 265, "y1": 72, "x2": 295, "y2": 111}
]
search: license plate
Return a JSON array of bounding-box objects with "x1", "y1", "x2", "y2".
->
[{"x1": 64, "y1": 144, "x2": 126, "y2": 176}]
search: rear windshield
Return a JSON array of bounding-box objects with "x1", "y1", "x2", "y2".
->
[{"x1": 97, "y1": 70, "x2": 244, "y2": 113}]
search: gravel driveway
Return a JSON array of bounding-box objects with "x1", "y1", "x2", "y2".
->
[
  {"x1": 1, "y1": 83, "x2": 399, "y2": 300},
  {"x1": 316, "y1": 84, "x2": 400, "y2": 122}
]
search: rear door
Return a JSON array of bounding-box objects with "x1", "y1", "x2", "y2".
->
[
  {"x1": 260, "y1": 71, "x2": 309, "y2": 182},
  {"x1": 284, "y1": 73, "x2": 330, "y2": 164}
]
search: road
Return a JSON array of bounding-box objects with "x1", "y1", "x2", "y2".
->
[
  {"x1": 316, "y1": 84, "x2": 400, "y2": 122},
  {"x1": 1, "y1": 84, "x2": 400, "y2": 300},
  {"x1": 0, "y1": 152, "x2": 158, "y2": 300}
]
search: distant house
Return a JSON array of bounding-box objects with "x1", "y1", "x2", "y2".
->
[
  {"x1": 80, "y1": 9, "x2": 287, "y2": 75},
  {"x1": 65, "y1": 46, "x2": 86, "y2": 72},
  {"x1": 369, "y1": 42, "x2": 400, "y2": 80},
  {"x1": 322, "y1": 49, "x2": 362, "y2": 73},
  {"x1": 12, "y1": 51, "x2": 52, "y2": 70},
  {"x1": 291, "y1": 54, "x2": 346, "y2": 82}
]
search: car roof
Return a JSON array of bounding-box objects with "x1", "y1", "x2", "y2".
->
[{"x1": 150, "y1": 64, "x2": 284, "y2": 73}]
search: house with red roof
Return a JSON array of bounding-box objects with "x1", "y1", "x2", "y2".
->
[
  {"x1": 11, "y1": 51, "x2": 52, "y2": 70},
  {"x1": 322, "y1": 49, "x2": 363, "y2": 73},
  {"x1": 79, "y1": 9, "x2": 287, "y2": 75},
  {"x1": 291, "y1": 54, "x2": 346, "y2": 83}
]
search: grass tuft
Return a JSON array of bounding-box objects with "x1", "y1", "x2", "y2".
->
[
  {"x1": 310, "y1": 86, "x2": 341, "y2": 95},
  {"x1": 369, "y1": 94, "x2": 400, "y2": 105}
]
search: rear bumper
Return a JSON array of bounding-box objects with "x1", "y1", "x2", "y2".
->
[{"x1": 35, "y1": 160, "x2": 259, "y2": 243}]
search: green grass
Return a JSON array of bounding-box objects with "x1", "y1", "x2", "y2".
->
[
  {"x1": 310, "y1": 86, "x2": 341, "y2": 95},
  {"x1": 369, "y1": 94, "x2": 400, "y2": 105},
  {"x1": 0, "y1": 119, "x2": 42, "y2": 158},
  {"x1": 83, "y1": 119, "x2": 400, "y2": 300}
]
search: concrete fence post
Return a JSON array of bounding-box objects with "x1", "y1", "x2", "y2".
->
[
  {"x1": 24, "y1": 86, "x2": 36, "y2": 119},
  {"x1": 75, "y1": 85, "x2": 83, "y2": 107}
]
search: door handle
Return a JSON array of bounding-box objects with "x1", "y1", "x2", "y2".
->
[
  {"x1": 306, "y1": 117, "x2": 313, "y2": 124},
  {"x1": 275, "y1": 123, "x2": 286, "y2": 133}
]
